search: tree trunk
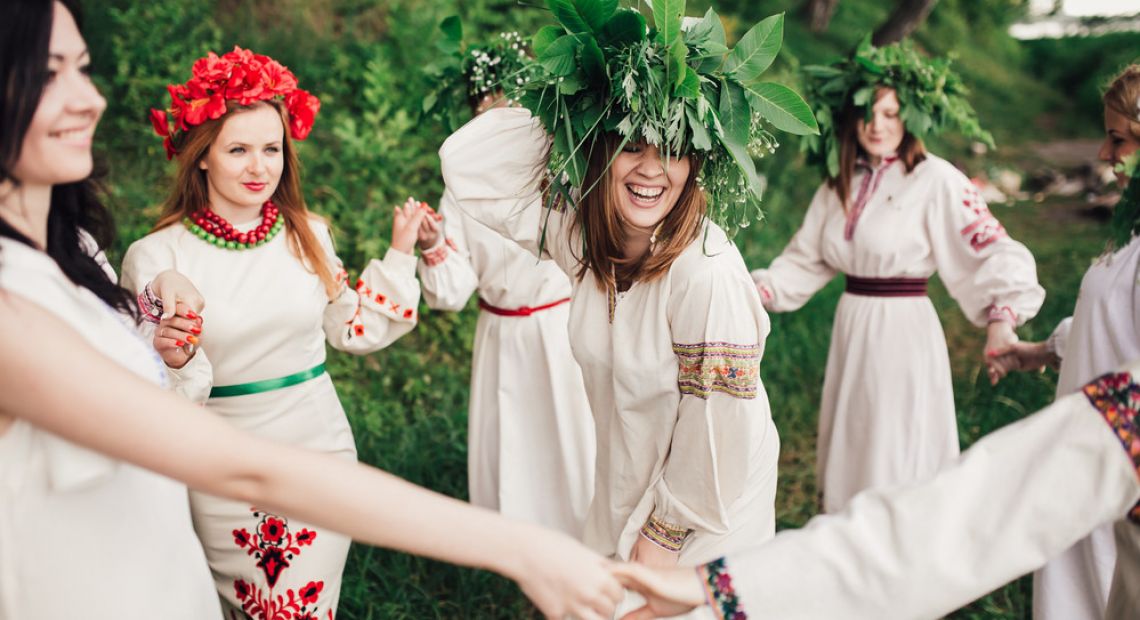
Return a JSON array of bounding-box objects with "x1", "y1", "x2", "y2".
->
[
  {"x1": 804, "y1": 0, "x2": 841, "y2": 33},
  {"x1": 872, "y1": 0, "x2": 940, "y2": 46}
]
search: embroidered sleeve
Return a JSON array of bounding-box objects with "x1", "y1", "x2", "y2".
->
[
  {"x1": 673, "y1": 342, "x2": 760, "y2": 400},
  {"x1": 751, "y1": 184, "x2": 839, "y2": 313},
  {"x1": 323, "y1": 244, "x2": 421, "y2": 354},
  {"x1": 702, "y1": 558, "x2": 747, "y2": 620},
  {"x1": 639, "y1": 516, "x2": 692, "y2": 553},
  {"x1": 1082, "y1": 371, "x2": 1140, "y2": 522},
  {"x1": 927, "y1": 165, "x2": 1044, "y2": 329}
]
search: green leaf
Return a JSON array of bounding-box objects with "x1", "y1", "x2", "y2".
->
[
  {"x1": 421, "y1": 91, "x2": 438, "y2": 114},
  {"x1": 539, "y1": 35, "x2": 581, "y2": 76},
  {"x1": 675, "y1": 66, "x2": 699, "y2": 98},
  {"x1": 533, "y1": 26, "x2": 563, "y2": 56},
  {"x1": 743, "y1": 82, "x2": 819, "y2": 135},
  {"x1": 580, "y1": 35, "x2": 606, "y2": 82},
  {"x1": 721, "y1": 137, "x2": 764, "y2": 198},
  {"x1": 718, "y1": 79, "x2": 749, "y2": 145},
  {"x1": 686, "y1": 7, "x2": 726, "y2": 48},
  {"x1": 439, "y1": 15, "x2": 462, "y2": 45},
  {"x1": 652, "y1": 0, "x2": 685, "y2": 46},
  {"x1": 852, "y1": 86, "x2": 875, "y2": 107},
  {"x1": 685, "y1": 103, "x2": 711, "y2": 150},
  {"x1": 559, "y1": 72, "x2": 585, "y2": 94},
  {"x1": 667, "y1": 37, "x2": 688, "y2": 89},
  {"x1": 548, "y1": 0, "x2": 591, "y2": 33},
  {"x1": 599, "y1": 9, "x2": 646, "y2": 45},
  {"x1": 723, "y1": 13, "x2": 783, "y2": 84},
  {"x1": 578, "y1": 0, "x2": 619, "y2": 32}
]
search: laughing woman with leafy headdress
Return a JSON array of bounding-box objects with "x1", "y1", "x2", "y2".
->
[
  {"x1": 438, "y1": 0, "x2": 818, "y2": 589},
  {"x1": 991, "y1": 65, "x2": 1140, "y2": 620},
  {"x1": 750, "y1": 38, "x2": 1044, "y2": 515}
]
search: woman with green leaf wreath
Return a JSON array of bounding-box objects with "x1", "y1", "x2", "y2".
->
[
  {"x1": 750, "y1": 38, "x2": 1044, "y2": 515},
  {"x1": 437, "y1": 0, "x2": 817, "y2": 599},
  {"x1": 417, "y1": 20, "x2": 596, "y2": 538},
  {"x1": 989, "y1": 65, "x2": 1140, "y2": 620}
]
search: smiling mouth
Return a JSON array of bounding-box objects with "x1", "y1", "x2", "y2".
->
[
  {"x1": 243, "y1": 183, "x2": 267, "y2": 191},
  {"x1": 49, "y1": 127, "x2": 93, "y2": 144},
  {"x1": 626, "y1": 184, "x2": 665, "y2": 206}
]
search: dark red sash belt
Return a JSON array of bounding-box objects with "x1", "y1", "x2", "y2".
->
[
  {"x1": 478, "y1": 296, "x2": 571, "y2": 317},
  {"x1": 844, "y1": 275, "x2": 928, "y2": 297}
]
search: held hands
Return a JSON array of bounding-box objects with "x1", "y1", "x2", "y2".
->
[
  {"x1": 609, "y1": 563, "x2": 707, "y2": 620},
  {"x1": 983, "y1": 321, "x2": 1020, "y2": 385},
  {"x1": 416, "y1": 203, "x2": 443, "y2": 251},
  {"x1": 391, "y1": 197, "x2": 438, "y2": 255},
  {"x1": 630, "y1": 534, "x2": 681, "y2": 568},
  {"x1": 508, "y1": 524, "x2": 623, "y2": 619},
  {"x1": 986, "y1": 340, "x2": 1059, "y2": 385},
  {"x1": 149, "y1": 269, "x2": 206, "y2": 369}
]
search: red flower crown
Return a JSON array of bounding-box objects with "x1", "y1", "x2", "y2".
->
[{"x1": 149, "y1": 46, "x2": 320, "y2": 160}]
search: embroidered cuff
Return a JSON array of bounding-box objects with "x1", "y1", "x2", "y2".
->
[
  {"x1": 421, "y1": 238, "x2": 451, "y2": 267},
  {"x1": 674, "y1": 341, "x2": 761, "y2": 400},
  {"x1": 1082, "y1": 371, "x2": 1140, "y2": 522},
  {"x1": 137, "y1": 281, "x2": 163, "y2": 324},
  {"x1": 701, "y1": 557, "x2": 747, "y2": 620},
  {"x1": 639, "y1": 516, "x2": 691, "y2": 553},
  {"x1": 986, "y1": 304, "x2": 1017, "y2": 326}
]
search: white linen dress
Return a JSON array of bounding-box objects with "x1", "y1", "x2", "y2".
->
[
  {"x1": 440, "y1": 107, "x2": 780, "y2": 572},
  {"x1": 121, "y1": 218, "x2": 419, "y2": 619},
  {"x1": 0, "y1": 237, "x2": 218, "y2": 619},
  {"x1": 417, "y1": 190, "x2": 595, "y2": 537},
  {"x1": 751, "y1": 156, "x2": 1045, "y2": 513},
  {"x1": 698, "y1": 362, "x2": 1140, "y2": 620},
  {"x1": 1035, "y1": 235, "x2": 1140, "y2": 620}
]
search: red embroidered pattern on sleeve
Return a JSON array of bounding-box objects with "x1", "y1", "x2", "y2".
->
[
  {"x1": 230, "y1": 508, "x2": 334, "y2": 620},
  {"x1": 639, "y1": 516, "x2": 691, "y2": 552},
  {"x1": 959, "y1": 184, "x2": 1007, "y2": 252},
  {"x1": 344, "y1": 276, "x2": 416, "y2": 339},
  {"x1": 673, "y1": 341, "x2": 761, "y2": 400},
  {"x1": 986, "y1": 305, "x2": 1017, "y2": 325},
  {"x1": 1082, "y1": 371, "x2": 1140, "y2": 522}
]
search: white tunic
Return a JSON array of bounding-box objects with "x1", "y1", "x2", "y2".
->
[
  {"x1": 0, "y1": 237, "x2": 218, "y2": 619},
  {"x1": 441, "y1": 107, "x2": 780, "y2": 566},
  {"x1": 1035, "y1": 235, "x2": 1140, "y2": 620},
  {"x1": 752, "y1": 157, "x2": 1044, "y2": 512},
  {"x1": 417, "y1": 188, "x2": 595, "y2": 537},
  {"x1": 701, "y1": 363, "x2": 1140, "y2": 620},
  {"x1": 121, "y1": 218, "x2": 419, "y2": 619}
]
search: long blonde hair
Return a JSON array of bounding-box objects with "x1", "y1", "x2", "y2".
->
[
  {"x1": 1104, "y1": 64, "x2": 1140, "y2": 140},
  {"x1": 153, "y1": 100, "x2": 339, "y2": 299}
]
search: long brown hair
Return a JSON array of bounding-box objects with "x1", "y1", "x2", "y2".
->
[
  {"x1": 828, "y1": 87, "x2": 927, "y2": 210},
  {"x1": 571, "y1": 134, "x2": 705, "y2": 290},
  {"x1": 153, "y1": 100, "x2": 339, "y2": 298},
  {"x1": 1104, "y1": 64, "x2": 1140, "y2": 140}
]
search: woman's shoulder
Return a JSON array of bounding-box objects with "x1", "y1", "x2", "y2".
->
[
  {"x1": 910, "y1": 152, "x2": 969, "y2": 186},
  {"x1": 670, "y1": 222, "x2": 752, "y2": 286},
  {"x1": 0, "y1": 237, "x2": 86, "y2": 312}
]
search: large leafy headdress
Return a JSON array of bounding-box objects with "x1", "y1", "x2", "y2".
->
[
  {"x1": 513, "y1": 0, "x2": 819, "y2": 233},
  {"x1": 421, "y1": 17, "x2": 535, "y2": 133},
  {"x1": 800, "y1": 36, "x2": 994, "y2": 179}
]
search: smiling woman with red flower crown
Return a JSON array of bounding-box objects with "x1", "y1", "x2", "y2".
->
[{"x1": 119, "y1": 46, "x2": 429, "y2": 618}]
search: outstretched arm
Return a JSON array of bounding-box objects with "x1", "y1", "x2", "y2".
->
[{"x1": 0, "y1": 291, "x2": 621, "y2": 619}]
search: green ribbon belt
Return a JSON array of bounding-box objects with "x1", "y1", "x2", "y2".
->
[{"x1": 209, "y1": 363, "x2": 327, "y2": 398}]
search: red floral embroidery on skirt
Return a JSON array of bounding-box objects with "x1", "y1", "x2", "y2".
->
[{"x1": 229, "y1": 509, "x2": 334, "y2": 620}]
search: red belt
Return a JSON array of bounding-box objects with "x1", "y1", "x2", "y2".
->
[
  {"x1": 845, "y1": 275, "x2": 928, "y2": 297},
  {"x1": 478, "y1": 297, "x2": 571, "y2": 317}
]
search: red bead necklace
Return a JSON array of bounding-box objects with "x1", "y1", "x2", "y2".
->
[{"x1": 184, "y1": 201, "x2": 283, "y2": 250}]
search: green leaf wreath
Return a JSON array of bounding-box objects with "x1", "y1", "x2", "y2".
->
[
  {"x1": 799, "y1": 36, "x2": 995, "y2": 180},
  {"x1": 511, "y1": 0, "x2": 819, "y2": 234},
  {"x1": 1110, "y1": 151, "x2": 1140, "y2": 251},
  {"x1": 421, "y1": 16, "x2": 534, "y2": 133}
]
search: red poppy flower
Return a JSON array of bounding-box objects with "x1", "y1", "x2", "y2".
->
[
  {"x1": 233, "y1": 579, "x2": 251, "y2": 601},
  {"x1": 162, "y1": 136, "x2": 176, "y2": 160},
  {"x1": 232, "y1": 528, "x2": 252, "y2": 548},
  {"x1": 191, "y1": 52, "x2": 230, "y2": 84},
  {"x1": 299, "y1": 581, "x2": 324, "y2": 605},
  {"x1": 353, "y1": 324, "x2": 365, "y2": 337},
  {"x1": 149, "y1": 109, "x2": 169, "y2": 137},
  {"x1": 261, "y1": 60, "x2": 298, "y2": 96},
  {"x1": 259, "y1": 516, "x2": 287, "y2": 544},
  {"x1": 285, "y1": 89, "x2": 320, "y2": 140},
  {"x1": 295, "y1": 528, "x2": 317, "y2": 547}
]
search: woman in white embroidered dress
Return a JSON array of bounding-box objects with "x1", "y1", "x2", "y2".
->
[
  {"x1": 417, "y1": 92, "x2": 595, "y2": 537},
  {"x1": 991, "y1": 65, "x2": 1140, "y2": 620},
  {"x1": 752, "y1": 77, "x2": 1044, "y2": 515},
  {"x1": 119, "y1": 49, "x2": 428, "y2": 617},
  {"x1": 441, "y1": 104, "x2": 780, "y2": 578},
  {"x1": 0, "y1": 4, "x2": 622, "y2": 618}
]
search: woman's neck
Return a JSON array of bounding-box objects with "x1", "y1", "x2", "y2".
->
[
  {"x1": 0, "y1": 181, "x2": 52, "y2": 248},
  {"x1": 211, "y1": 201, "x2": 263, "y2": 224}
]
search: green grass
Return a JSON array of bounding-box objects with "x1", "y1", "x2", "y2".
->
[{"x1": 76, "y1": 0, "x2": 1119, "y2": 616}]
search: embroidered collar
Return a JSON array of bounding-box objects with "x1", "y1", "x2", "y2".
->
[{"x1": 845, "y1": 154, "x2": 900, "y2": 240}]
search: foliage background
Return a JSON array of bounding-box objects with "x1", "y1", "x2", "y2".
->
[{"x1": 79, "y1": 0, "x2": 1134, "y2": 617}]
